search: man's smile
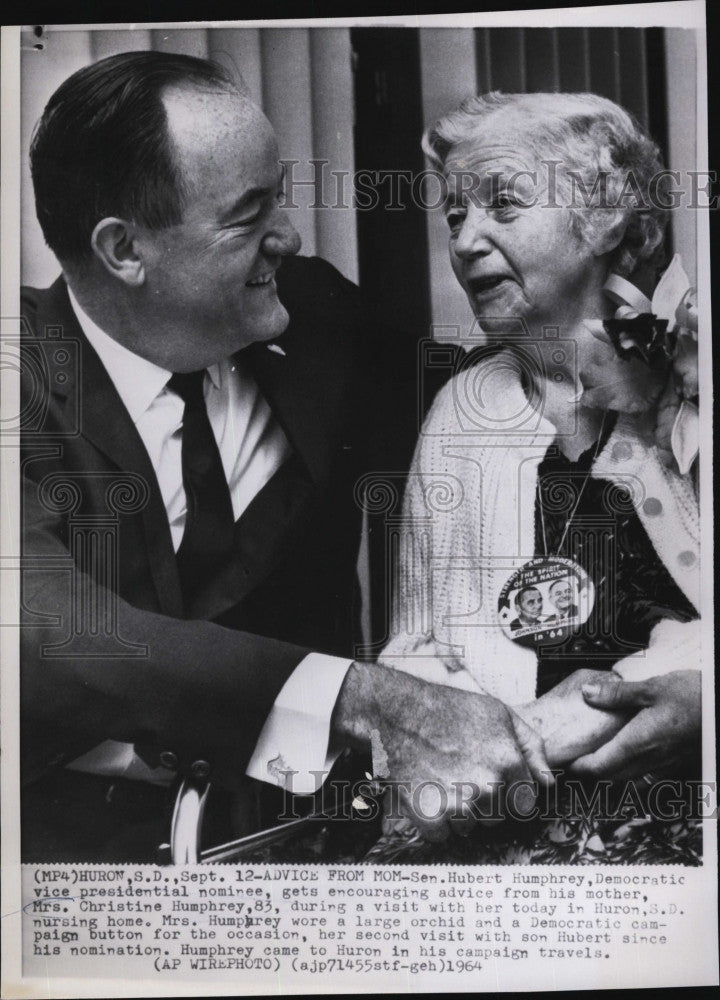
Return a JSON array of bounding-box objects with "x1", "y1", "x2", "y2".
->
[{"x1": 246, "y1": 270, "x2": 276, "y2": 287}]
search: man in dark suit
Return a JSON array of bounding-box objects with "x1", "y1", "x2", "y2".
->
[
  {"x1": 20, "y1": 50, "x2": 550, "y2": 861},
  {"x1": 544, "y1": 577, "x2": 580, "y2": 625}
]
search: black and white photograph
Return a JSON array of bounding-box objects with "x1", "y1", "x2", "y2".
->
[{"x1": 1, "y1": 2, "x2": 717, "y2": 995}]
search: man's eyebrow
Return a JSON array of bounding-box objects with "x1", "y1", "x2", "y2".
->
[{"x1": 218, "y1": 165, "x2": 286, "y2": 224}]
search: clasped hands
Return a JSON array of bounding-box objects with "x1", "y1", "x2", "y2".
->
[
  {"x1": 514, "y1": 666, "x2": 700, "y2": 778},
  {"x1": 334, "y1": 660, "x2": 700, "y2": 842}
]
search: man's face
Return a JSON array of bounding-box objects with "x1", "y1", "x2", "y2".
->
[
  {"x1": 517, "y1": 588, "x2": 542, "y2": 623},
  {"x1": 134, "y1": 86, "x2": 301, "y2": 371},
  {"x1": 549, "y1": 578, "x2": 574, "y2": 614}
]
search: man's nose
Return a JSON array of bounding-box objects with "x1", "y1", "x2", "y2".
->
[
  {"x1": 263, "y1": 209, "x2": 301, "y2": 257},
  {"x1": 453, "y1": 207, "x2": 493, "y2": 261}
]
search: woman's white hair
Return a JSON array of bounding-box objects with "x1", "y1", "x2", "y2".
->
[{"x1": 422, "y1": 91, "x2": 668, "y2": 277}]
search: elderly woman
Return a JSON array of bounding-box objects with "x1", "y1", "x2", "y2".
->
[{"x1": 381, "y1": 92, "x2": 701, "y2": 784}]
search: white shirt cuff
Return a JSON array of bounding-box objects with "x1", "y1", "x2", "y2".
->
[
  {"x1": 245, "y1": 652, "x2": 352, "y2": 795},
  {"x1": 613, "y1": 618, "x2": 701, "y2": 683}
]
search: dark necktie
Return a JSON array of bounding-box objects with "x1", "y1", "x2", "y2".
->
[{"x1": 167, "y1": 371, "x2": 235, "y2": 605}]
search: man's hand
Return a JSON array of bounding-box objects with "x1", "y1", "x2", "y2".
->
[
  {"x1": 514, "y1": 669, "x2": 630, "y2": 767},
  {"x1": 569, "y1": 670, "x2": 701, "y2": 779},
  {"x1": 331, "y1": 662, "x2": 553, "y2": 842}
]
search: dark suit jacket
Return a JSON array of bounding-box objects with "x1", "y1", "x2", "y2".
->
[{"x1": 19, "y1": 256, "x2": 431, "y2": 794}]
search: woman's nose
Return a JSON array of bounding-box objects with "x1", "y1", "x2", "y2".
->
[
  {"x1": 453, "y1": 207, "x2": 493, "y2": 260},
  {"x1": 263, "y1": 210, "x2": 302, "y2": 257}
]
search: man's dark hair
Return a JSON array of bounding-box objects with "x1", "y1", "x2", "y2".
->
[
  {"x1": 514, "y1": 585, "x2": 541, "y2": 608},
  {"x1": 30, "y1": 50, "x2": 237, "y2": 263}
]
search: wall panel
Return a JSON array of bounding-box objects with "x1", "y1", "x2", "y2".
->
[
  {"x1": 524, "y1": 28, "x2": 560, "y2": 92},
  {"x1": 261, "y1": 29, "x2": 316, "y2": 259},
  {"x1": 90, "y1": 30, "x2": 153, "y2": 60},
  {"x1": 21, "y1": 29, "x2": 92, "y2": 288},
  {"x1": 207, "y1": 28, "x2": 263, "y2": 102},
  {"x1": 557, "y1": 28, "x2": 590, "y2": 91},
  {"x1": 149, "y1": 28, "x2": 208, "y2": 59},
  {"x1": 664, "y1": 29, "x2": 697, "y2": 283},
  {"x1": 588, "y1": 26, "x2": 621, "y2": 102},
  {"x1": 487, "y1": 29, "x2": 526, "y2": 92},
  {"x1": 310, "y1": 29, "x2": 357, "y2": 282},
  {"x1": 420, "y1": 29, "x2": 477, "y2": 336},
  {"x1": 618, "y1": 28, "x2": 649, "y2": 127}
]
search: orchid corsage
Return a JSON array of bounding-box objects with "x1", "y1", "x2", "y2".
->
[{"x1": 583, "y1": 255, "x2": 698, "y2": 475}]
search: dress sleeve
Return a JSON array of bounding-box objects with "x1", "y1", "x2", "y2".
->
[
  {"x1": 378, "y1": 384, "x2": 483, "y2": 694},
  {"x1": 612, "y1": 617, "x2": 701, "y2": 682}
]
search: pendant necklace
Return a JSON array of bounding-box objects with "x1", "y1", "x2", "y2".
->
[{"x1": 497, "y1": 412, "x2": 607, "y2": 647}]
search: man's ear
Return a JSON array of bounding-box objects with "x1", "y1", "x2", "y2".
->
[{"x1": 91, "y1": 218, "x2": 145, "y2": 286}]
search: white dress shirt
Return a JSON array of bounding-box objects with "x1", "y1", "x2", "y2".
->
[{"x1": 66, "y1": 287, "x2": 349, "y2": 794}]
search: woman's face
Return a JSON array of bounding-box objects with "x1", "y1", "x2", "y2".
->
[{"x1": 443, "y1": 134, "x2": 605, "y2": 337}]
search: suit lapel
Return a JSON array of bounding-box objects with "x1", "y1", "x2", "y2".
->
[
  {"x1": 243, "y1": 338, "x2": 340, "y2": 488},
  {"x1": 34, "y1": 279, "x2": 183, "y2": 617},
  {"x1": 32, "y1": 272, "x2": 353, "y2": 623},
  {"x1": 187, "y1": 453, "x2": 315, "y2": 620}
]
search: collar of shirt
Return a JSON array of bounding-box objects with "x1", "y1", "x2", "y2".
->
[{"x1": 66, "y1": 283, "x2": 223, "y2": 422}]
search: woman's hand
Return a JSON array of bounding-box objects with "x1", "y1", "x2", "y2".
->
[
  {"x1": 577, "y1": 326, "x2": 668, "y2": 413},
  {"x1": 514, "y1": 669, "x2": 630, "y2": 767}
]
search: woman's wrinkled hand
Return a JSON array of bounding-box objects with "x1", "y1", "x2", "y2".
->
[
  {"x1": 578, "y1": 322, "x2": 668, "y2": 413},
  {"x1": 514, "y1": 668, "x2": 630, "y2": 768},
  {"x1": 582, "y1": 317, "x2": 698, "y2": 474}
]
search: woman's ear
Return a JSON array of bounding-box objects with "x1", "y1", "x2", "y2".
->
[
  {"x1": 592, "y1": 210, "x2": 627, "y2": 257},
  {"x1": 91, "y1": 218, "x2": 145, "y2": 286}
]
